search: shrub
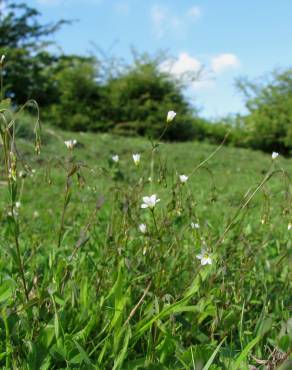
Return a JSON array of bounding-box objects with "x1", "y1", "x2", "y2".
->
[{"x1": 236, "y1": 68, "x2": 292, "y2": 154}]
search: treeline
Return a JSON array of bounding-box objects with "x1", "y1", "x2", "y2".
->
[{"x1": 1, "y1": 1, "x2": 292, "y2": 153}]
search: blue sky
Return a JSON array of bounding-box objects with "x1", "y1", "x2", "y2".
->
[{"x1": 25, "y1": 0, "x2": 292, "y2": 118}]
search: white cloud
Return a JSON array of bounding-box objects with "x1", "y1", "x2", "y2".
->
[
  {"x1": 161, "y1": 52, "x2": 201, "y2": 76},
  {"x1": 211, "y1": 53, "x2": 240, "y2": 73},
  {"x1": 150, "y1": 4, "x2": 202, "y2": 38},
  {"x1": 187, "y1": 6, "x2": 202, "y2": 21},
  {"x1": 161, "y1": 51, "x2": 240, "y2": 92},
  {"x1": 150, "y1": 5, "x2": 167, "y2": 37}
]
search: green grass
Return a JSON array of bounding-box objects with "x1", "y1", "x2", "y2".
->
[{"x1": 0, "y1": 124, "x2": 292, "y2": 369}]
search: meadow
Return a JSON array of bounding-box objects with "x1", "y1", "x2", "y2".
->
[{"x1": 0, "y1": 113, "x2": 292, "y2": 369}]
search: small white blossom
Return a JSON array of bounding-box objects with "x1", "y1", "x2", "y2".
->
[
  {"x1": 288, "y1": 223, "x2": 292, "y2": 231},
  {"x1": 139, "y1": 223, "x2": 147, "y2": 233},
  {"x1": 112, "y1": 154, "x2": 119, "y2": 163},
  {"x1": 166, "y1": 110, "x2": 176, "y2": 123},
  {"x1": 179, "y1": 174, "x2": 188, "y2": 183},
  {"x1": 141, "y1": 194, "x2": 160, "y2": 209},
  {"x1": 64, "y1": 140, "x2": 77, "y2": 150},
  {"x1": 0, "y1": 55, "x2": 5, "y2": 64},
  {"x1": 133, "y1": 153, "x2": 141, "y2": 165},
  {"x1": 148, "y1": 177, "x2": 152, "y2": 182},
  {"x1": 191, "y1": 222, "x2": 200, "y2": 229},
  {"x1": 15, "y1": 201, "x2": 21, "y2": 209},
  {"x1": 272, "y1": 152, "x2": 279, "y2": 160},
  {"x1": 33, "y1": 211, "x2": 39, "y2": 218},
  {"x1": 196, "y1": 249, "x2": 212, "y2": 265}
]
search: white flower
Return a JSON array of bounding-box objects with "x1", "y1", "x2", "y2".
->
[
  {"x1": 191, "y1": 222, "x2": 200, "y2": 229},
  {"x1": 33, "y1": 211, "x2": 39, "y2": 218},
  {"x1": 166, "y1": 110, "x2": 176, "y2": 123},
  {"x1": 0, "y1": 55, "x2": 5, "y2": 64},
  {"x1": 64, "y1": 140, "x2": 77, "y2": 150},
  {"x1": 288, "y1": 223, "x2": 292, "y2": 231},
  {"x1": 148, "y1": 177, "x2": 152, "y2": 182},
  {"x1": 179, "y1": 174, "x2": 188, "y2": 183},
  {"x1": 141, "y1": 194, "x2": 160, "y2": 209},
  {"x1": 196, "y1": 249, "x2": 212, "y2": 265},
  {"x1": 139, "y1": 223, "x2": 147, "y2": 233},
  {"x1": 133, "y1": 153, "x2": 141, "y2": 165},
  {"x1": 272, "y1": 152, "x2": 279, "y2": 160},
  {"x1": 112, "y1": 154, "x2": 119, "y2": 163},
  {"x1": 15, "y1": 201, "x2": 21, "y2": 209}
]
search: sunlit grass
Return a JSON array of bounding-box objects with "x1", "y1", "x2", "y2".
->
[{"x1": 0, "y1": 117, "x2": 291, "y2": 368}]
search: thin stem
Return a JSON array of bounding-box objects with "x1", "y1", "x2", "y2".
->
[
  {"x1": 57, "y1": 178, "x2": 70, "y2": 248},
  {"x1": 189, "y1": 133, "x2": 229, "y2": 178},
  {"x1": 215, "y1": 169, "x2": 282, "y2": 248},
  {"x1": 123, "y1": 280, "x2": 152, "y2": 327},
  {"x1": 14, "y1": 227, "x2": 29, "y2": 301},
  {"x1": 0, "y1": 65, "x2": 3, "y2": 101},
  {"x1": 150, "y1": 209, "x2": 160, "y2": 240}
]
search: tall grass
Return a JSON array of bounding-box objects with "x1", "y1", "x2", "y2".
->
[{"x1": 0, "y1": 59, "x2": 291, "y2": 369}]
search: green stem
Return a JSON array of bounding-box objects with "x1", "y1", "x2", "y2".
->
[
  {"x1": 14, "y1": 227, "x2": 29, "y2": 301},
  {"x1": 57, "y1": 178, "x2": 70, "y2": 248}
]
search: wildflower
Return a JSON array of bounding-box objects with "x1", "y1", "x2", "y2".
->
[
  {"x1": 141, "y1": 194, "x2": 160, "y2": 209},
  {"x1": 0, "y1": 55, "x2": 5, "y2": 65},
  {"x1": 196, "y1": 249, "x2": 212, "y2": 265},
  {"x1": 191, "y1": 222, "x2": 200, "y2": 229},
  {"x1": 112, "y1": 154, "x2": 119, "y2": 163},
  {"x1": 139, "y1": 223, "x2": 147, "y2": 233},
  {"x1": 166, "y1": 110, "x2": 176, "y2": 123},
  {"x1": 18, "y1": 171, "x2": 26, "y2": 179},
  {"x1": 288, "y1": 223, "x2": 292, "y2": 231},
  {"x1": 133, "y1": 153, "x2": 141, "y2": 165},
  {"x1": 272, "y1": 152, "x2": 279, "y2": 160},
  {"x1": 64, "y1": 140, "x2": 77, "y2": 150},
  {"x1": 33, "y1": 211, "x2": 39, "y2": 218},
  {"x1": 148, "y1": 177, "x2": 152, "y2": 182},
  {"x1": 8, "y1": 151, "x2": 17, "y2": 182},
  {"x1": 8, "y1": 168, "x2": 17, "y2": 182},
  {"x1": 15, "y1": 201, "x2": 21, "y2": 209},
  {"x1": 179, "y1": 174, "x2": 188, "y2": 183}
]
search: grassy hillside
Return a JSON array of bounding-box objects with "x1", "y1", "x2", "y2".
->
[{"x1": 0, "y1": 126, "x2": 291, "y2": 368}]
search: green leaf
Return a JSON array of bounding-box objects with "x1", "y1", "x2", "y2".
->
[
  {"x1": 231, "y1": 336, "x2": 261, "y2": 370},
  {"x1": 0, "y1": 279, "x2": 15, "y2": 303},
  {"x1": 202, "y1": 338, "x2": 225, "y2": 370},
  {"x1": 72, "y1": 339, "x2": 95, "y2": 367},
  {"x1": 113, "y1": 326, "x2": 131, "y2": 370}
]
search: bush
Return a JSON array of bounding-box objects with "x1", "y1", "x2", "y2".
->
[
  {"x1": 103, "y1": 58, "x2": 200, "y2": 141},
  {"x1": 236, "y1": 69, "x2": 292, "y2": 154}
]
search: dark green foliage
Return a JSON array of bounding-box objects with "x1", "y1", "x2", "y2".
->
[
  {"x1": 0, "y1": 1, "x2": 69, "y2": 105},
  {"x1": 236, "y1": 69, "x2": 292, "y2": 154},
  {"x1": 103, "y1": 59, "x2": 198, "y2": 140},
  {"x1": 43, "y1": 55, "x2": 110, "y2": 131}
]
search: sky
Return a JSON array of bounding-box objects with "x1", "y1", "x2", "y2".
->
[{"x1": 23, "y1": 0, "x2": 292, "y2": 118}]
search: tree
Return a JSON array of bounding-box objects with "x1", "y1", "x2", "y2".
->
[
  {"x1": 236, "y1": 69, "x2": 292, "y2": 153},
  {"x1": 44, "y1": 55, "x2": 107, "y2": 131},
  {"x1": 104, "y1": 55, "x2": 200, "y2": 140},
  {"x1": 0, "y1": 0, "x2": 69, "y2": 104}
]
